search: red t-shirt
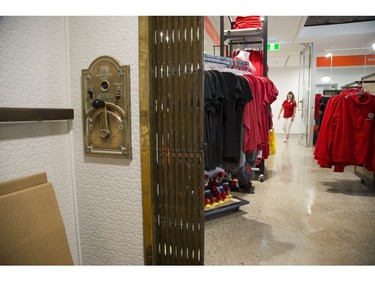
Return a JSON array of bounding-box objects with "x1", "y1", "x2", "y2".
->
[
  {"x1": 282, "y1": 100, "x2": 296, "y2": 118},
  {"x1": 242, "y1": 74, "x2": 279, "y2": 158}
]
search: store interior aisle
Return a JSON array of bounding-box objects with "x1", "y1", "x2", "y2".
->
[{"x1": 204, "y1": 134, "x2": 375, "y2": 265}]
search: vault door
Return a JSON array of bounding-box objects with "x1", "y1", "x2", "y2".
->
[{"x1": 140, "y1": 16, "x2": 205, "y2": 265}]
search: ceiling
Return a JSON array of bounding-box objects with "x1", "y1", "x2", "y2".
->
[
  {"x1": 267, "y1": 16, "x2": 375, "y2": 67},
  {"x1": 304, "y1": 16, "x2": 375, "y2": 26},
  {"x1": 208, "y1": 16, "x2": 375, "y2": 67}
]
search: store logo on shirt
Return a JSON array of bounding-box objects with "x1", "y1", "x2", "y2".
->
[{"x1": 367, "y1": 112, "x2": 374, "y2": 121}]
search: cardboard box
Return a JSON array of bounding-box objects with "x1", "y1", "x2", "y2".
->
[{"x1": 0, "y1": 172, "x2": 73, "y2": 265}]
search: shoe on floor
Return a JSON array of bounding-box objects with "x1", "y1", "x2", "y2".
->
[
  {"x1": 239, "y1": 182, "x2": 255, "y2": 194},
  {"x1": 283, "y1": 139, "x2": 288, "y2": 143}
]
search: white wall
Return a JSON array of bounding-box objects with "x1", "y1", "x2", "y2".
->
[
  {"x1": 0, "y1": 16, "x2": 143, "y2": 265},
  {"x1": 268, "y1": 67, "x2": 302, "y2": 135},
  {"x1": 68, "y1": 16, "x2": 142, "y2": 265},
  {"x1": 0, "y1": 17, "x2": 80, "y2": 263}
]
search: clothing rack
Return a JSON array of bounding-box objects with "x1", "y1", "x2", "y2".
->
[
  {"x1": 204, "y1": 55, "x2": 271, "y2": 187},
  {"x1": 203, "y1": 55, "x2": 253, "y2": 187},
  {"x1": 315, "y1": 73, "x2": 374, "y2": 185},
  {"x1": 204, "y1": 53, "x2": 250, "y2": 70},
  {"x1": 340, "y1": 80, "x2": 375, "y2": 89},
  {"x1": 203, "y1": 54, "x2": 252, "y2": 218},
  {"x1": 343, "y1": 72, "x2": 375, "y2": 188},
  {"x1": 323, "y1": 89, "x2": 340, "y2": 96},
  {"x1": 218, "y1": 16, "x2": 269, "y2": 183}
]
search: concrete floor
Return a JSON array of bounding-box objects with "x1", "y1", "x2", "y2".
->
[{"x1": 204, "y1": 135, "x2": 375, "y2": 265}]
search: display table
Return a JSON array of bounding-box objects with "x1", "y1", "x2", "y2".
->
[{"x1": 204, "y1": 196, "x2": 249, "y2": 220}]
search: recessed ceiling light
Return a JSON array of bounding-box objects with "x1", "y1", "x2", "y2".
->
[{"x1": 321, "y1": 76, "x2": 331, "y2": 83}]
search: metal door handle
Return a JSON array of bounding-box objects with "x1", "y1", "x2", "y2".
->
[{"x1": 92, "y1": 99, "x2": 110, "y2": 138}]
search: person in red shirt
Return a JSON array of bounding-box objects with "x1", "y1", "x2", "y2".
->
[{"x1": 278, "y1": 91, "x2": 297, "y2": 142}]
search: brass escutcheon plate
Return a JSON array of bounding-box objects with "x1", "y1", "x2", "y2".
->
[{"x1": 81, "y1": 56, "x2": 132, "y2": 158}]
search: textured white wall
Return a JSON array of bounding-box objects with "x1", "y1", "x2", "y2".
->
[
  {"x1": 0, "y1": 16, "x2": 143, "y2": 265},
  {"x1": 68, "y1": 16, "x2": 143, "y2": 265},
  {"x1": 0, "y1": 17, "x2": 80, "y2": 263}
]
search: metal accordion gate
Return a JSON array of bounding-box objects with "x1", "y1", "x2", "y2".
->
[{"x1": 139, "y1": 16, "x2": 205, "y2": 265}]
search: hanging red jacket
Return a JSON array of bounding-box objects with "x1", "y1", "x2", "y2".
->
[{"x1": 314, "y1": 89, "x2": 375, "y2": 172}]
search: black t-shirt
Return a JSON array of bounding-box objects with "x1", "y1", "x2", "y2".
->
[
  {"x1": 221, "y1": 73, "x2": 253, "y2": 163},
  {"x1": 211, "y1": 70, "x2": 229, "y2": 167},
  {"x1": 204, "y1": 71, "x2": 215, "y2": 170},
  {"x1": 221, "y1": 72, "x2": 242, "y2": 162},
  {"x1": 204, "y1": 70, "x2": 255, "y2": 169},
  {"x1": 204, "y1": 70, "x2": 228, "y2": 170}
]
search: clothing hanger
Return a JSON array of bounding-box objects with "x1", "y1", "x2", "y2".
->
[
  {"x1": 344, "y1": 83, "x2": 371, "y2": 99},
  {"x1": 221, "y1": 68, "x2": 249, "y2": 75},
  {"x1": 344, "y1": 82, "x2": 361, "y2": 98}
]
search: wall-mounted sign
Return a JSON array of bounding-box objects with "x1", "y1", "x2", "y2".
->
[{"x1": 267, "y1": 43, "x2": 280, "y2": 51}]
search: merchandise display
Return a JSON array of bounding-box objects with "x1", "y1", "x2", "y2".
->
[
  {"x1": 204, "y1": 170, "x2": 236, "y2": 209},
  {"x1": 203, "y1": 169, "x2": 249, "y2": 219},
  {"x1": 203, "y1": 17, "x2": 279, "y2": 218},
  {"x1": 203, "y1": 65, "x2": 278, "y2": 193},
  {"x1": 233, "y1": 16, "x2": 263, "y2": 29},
  {"x1": 314, "y1": 85, "x2": 375, "y2": 172}
]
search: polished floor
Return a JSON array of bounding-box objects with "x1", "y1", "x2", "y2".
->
[{"x1": 204, "y1": 134, "x2": 375, "y2": 265}]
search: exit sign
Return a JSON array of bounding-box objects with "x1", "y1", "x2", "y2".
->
[{"x1": 267, "y1": 43, "x2": 280, "y2": 50}]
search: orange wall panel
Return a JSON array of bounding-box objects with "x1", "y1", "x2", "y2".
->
[
  {"x1": 317, "y1": 54, "x2": 375, "y2": 67},
  {"x1": 204, "y1": 16, "x2": 220, "y2": 46}
]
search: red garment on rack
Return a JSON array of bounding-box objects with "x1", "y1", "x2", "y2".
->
[
  {"x1": 242, "y1": 75, "x2": 262, "y2": 153},
  {"x1": 242, "y1": 74, "x2": 279, "y2": 159},
  {"x1": 248, "y1": 50, "x2": 266, "y2": 77},
  {"x1": 234, "y1": 16, "x2": 262, "y2": 29},
  {"x1": 314, "y1": 89, "x2": 375, "y2": 172}
]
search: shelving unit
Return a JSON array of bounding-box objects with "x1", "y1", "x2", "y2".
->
[
  {"x1": 203, "y1": 16, "x2": 270, "y2": 219},
  {"x1": 219, "y1": 16, "x2": 269, "y2": 181},
  {"x1": 219, "y1": 16, "x2": 268, "y2": 77},
  {"x1": 203, "y1": 53, "x2": 252, "y2": 219},
  {"x1": 204, "y1": 196, "x2": 249, "y2": 220},
  {"x1": 0, "y1": 107, "x2": 74, "y2": 122}
]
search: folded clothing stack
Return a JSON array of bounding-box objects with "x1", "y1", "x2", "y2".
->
[{"x1": 234, "y1": 16, "x2": 262, "y2": 29}]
